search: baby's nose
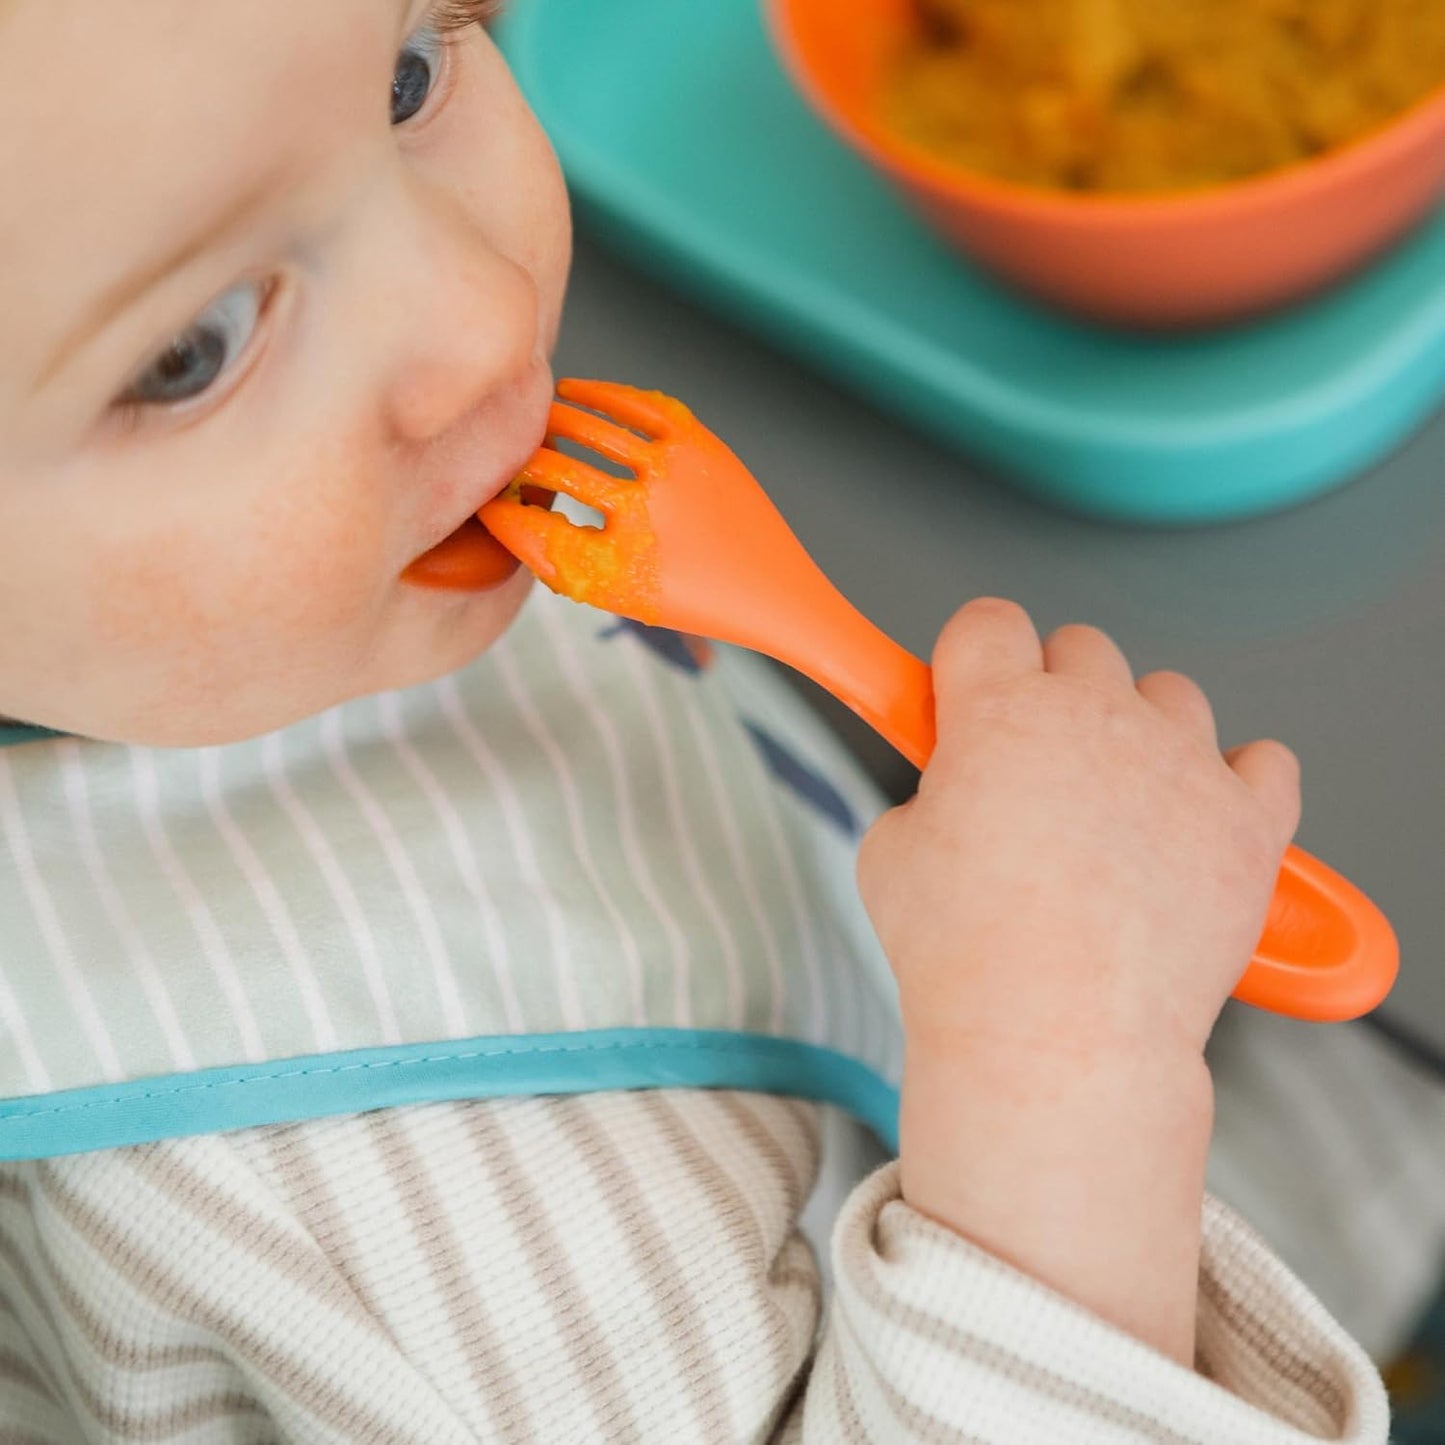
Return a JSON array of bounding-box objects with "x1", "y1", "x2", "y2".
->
[{"x1": 380, "y1": 184, "x2": 540, "y2": 445}]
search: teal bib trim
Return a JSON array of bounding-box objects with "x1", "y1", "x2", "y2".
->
[
  {"x1": 0, "y1": 1028, "x2": 901, "y2": 1161},
  {"x1": 0, "y1": 725, "x2": 64, "y2": 749}
]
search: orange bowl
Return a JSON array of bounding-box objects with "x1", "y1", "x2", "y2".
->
[{"x1": 767, "y1": 0, "x2": 1445, "y2": 328}]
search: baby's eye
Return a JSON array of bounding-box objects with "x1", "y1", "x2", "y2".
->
[
  {"x1": 392, "y1": 21, "x2": 446, "y2": 126},
  {"x1": 118, "y1": 280, "x2": 266, "y2": 409}
]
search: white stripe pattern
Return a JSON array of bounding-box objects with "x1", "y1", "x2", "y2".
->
[
  {"x1": 58, "y1": 742, "x2": 196, "y2": 1073},
  {"x1": 377, "y1": 693, "x2": 526, "y2": 1034},
  {"x1": 131, "y1": 746, "x2": 268, "y2": 1064},
  {"x1": 199, "y1": 745, "x2": 340, "y2": 1056},
  {"x1": 536, "y1": 601, "x2": 692, "y2": 1029},
  {"x1": 320, "y1": 709, "x2": 473, "y2": 1040},
  {"x1": 618, "y1": 637, "x2": 747, "y2": 1029},
  {"x1": 0, "y1": 753, "x2": 124, "y2": 1083},
  {"x1": 0, "y1": 963, "x2": 50, "y2": 1097},
  {"x1": 491, "y1": 642, "x2": 650, "y2": 1031},
  {"x1": 681, "y1": 696, "x2": 789, "y2": 1034},
  {"x1": 433, "y1": 673, "x2": 589, "y2": 1033},
  {"x1": 261, "y1": 731, "x2": 404, "y2": 1046}
]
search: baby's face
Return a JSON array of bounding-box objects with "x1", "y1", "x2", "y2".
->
[{"x1": 0, "y1": 0, "x2": 569, "y2": 744}]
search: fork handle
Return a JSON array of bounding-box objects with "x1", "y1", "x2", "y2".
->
[
  {"x1": 789, "y1": 611, "x2": 936, "y2": 770},
  {"x1": 787, "y1": 608, "x2": 1397, "y2": 1023}
]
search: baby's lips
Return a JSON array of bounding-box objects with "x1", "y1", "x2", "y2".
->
[{"x1": 401, "y1": 487, "x2": 554, "y2": 593}]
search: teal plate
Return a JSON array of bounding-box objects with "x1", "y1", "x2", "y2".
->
[{"x1": 496, "y1": 0, "x2": 1445, "y2": 524}]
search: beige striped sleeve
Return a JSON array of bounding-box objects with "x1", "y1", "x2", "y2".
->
[
  {"x1": 0, "y1": 1091, "x2": 828, "y2": 1443},
  {"x1": 0, "y1": 1092, "x2": 1389, "y2": 1444},
  {"x1": 792, "y1": 1162, "x2": 1390, "y2": 1443}
]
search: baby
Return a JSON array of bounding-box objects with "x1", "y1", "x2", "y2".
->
[{"x1": 0, "y1": 2, "x2": 1390, "y2": 1441}]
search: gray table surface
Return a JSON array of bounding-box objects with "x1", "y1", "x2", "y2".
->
[{"x1": 554, "y1": 232, "x2": 1445, "y2": 1050}]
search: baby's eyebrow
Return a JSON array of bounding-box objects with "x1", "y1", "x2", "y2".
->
[{"x1": 35, "y1": 174, "x2": 276, "y2": 395}]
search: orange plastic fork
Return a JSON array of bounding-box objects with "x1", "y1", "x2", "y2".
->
[{"x1": 480, "y1": 380, "x2": 1399, "y2": 1023}]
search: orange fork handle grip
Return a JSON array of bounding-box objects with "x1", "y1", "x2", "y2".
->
[
  {"x1": 1234, "y1": 844, "x2": 1399, "y2": 1021},
  {"x1": 836, "y1": 634, "x2": 1398, "y2": 1024}
]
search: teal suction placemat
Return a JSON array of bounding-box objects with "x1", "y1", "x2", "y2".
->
[{"x1": 496, "y1": 0, "x2": 1445, "y2": 524}]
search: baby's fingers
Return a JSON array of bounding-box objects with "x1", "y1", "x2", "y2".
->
[
  {"x1": 1226, "y1": 739, "x2": 1302, "y2": 847},
  {"x1": 933, "y1": 598, "x2": 1043, "y2": 710},
  {"x1": 1044, "y1": 624, "x2": 1134, "y2": 690},
  {"x1": 1137, "y1": 670, "x2": 1217, "y2": 747}
]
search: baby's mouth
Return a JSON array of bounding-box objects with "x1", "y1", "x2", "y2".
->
[
  {"x1": 401, "y1": 486, "x2": 556, "y2": 593},
  {"x1": 402, "y1": 374, "x2": 558, "y2": 593},
  {"x1": 402, "y1": 513, "x2": 520, "y2": 592}
]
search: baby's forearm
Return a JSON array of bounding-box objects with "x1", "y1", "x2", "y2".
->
[{"x1": 898, "y1": 1031, "x2": 1215, "y2": 1366}]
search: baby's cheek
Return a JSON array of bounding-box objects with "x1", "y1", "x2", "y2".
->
[
  {"x1": 90, "y1": 519, "x2": 231, "y2": 655},
  {"x1": 92, "y1": 455, "x2": 392, "y2": 668},
  {"x1": 247, "y1": 493, "x2": 389, "y2": 638}
]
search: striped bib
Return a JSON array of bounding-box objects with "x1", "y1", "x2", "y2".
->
[{"x1": 0, "y1": 590, "x2": 902, "y2": 1160}]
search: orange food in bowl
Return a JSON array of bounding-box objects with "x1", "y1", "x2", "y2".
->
[
  {"x1": 767, "y1": 0, "x2": 1445, "y2": 327},
  {"x1": 890, "y1": 0, "x2": 1445, "y2": 195}
]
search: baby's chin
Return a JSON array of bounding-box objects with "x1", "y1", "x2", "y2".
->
[
  {"x1": 377, "y1": 564, "x2": 536, "y2": 693},
  {"x1": 81, "y1": 569, "x2": 536, "y2": 749},
  {"x1": 249, "y1": 566, "x2": 537, "y2": 741}
]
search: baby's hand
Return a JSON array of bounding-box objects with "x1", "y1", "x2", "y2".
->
[
  {"x1": 860, "y1": 597, "x2": 1300, "y2": 1069},
  {"x1": 857, "y1": 598, "x2": 1302, "y2": 1360}
]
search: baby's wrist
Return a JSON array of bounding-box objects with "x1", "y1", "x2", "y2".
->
[
  {"x1": 898, "y1": 1036, "x2": 1215, "y2": 1361},
  {"x1": 899, "y1": 1024, "x2": 1214, "y2": 1147},
  {"x1": 898, "y1": 991, "x2": 1214, "y2": 1081},
  {"x1": 893, "y1": 943, "x2": 1222, "y2": 1076}
]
